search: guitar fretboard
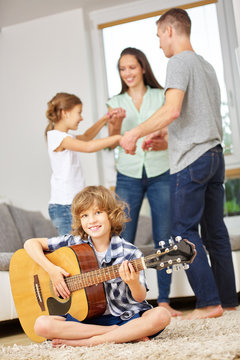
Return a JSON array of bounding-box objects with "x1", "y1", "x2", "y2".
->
[{"x1": 65, "y1": 257, "x2": 145, "y2": 292}]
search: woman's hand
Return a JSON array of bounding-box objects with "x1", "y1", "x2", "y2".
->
[{"x1": 142, "y1": 128, "x2": 168, "y2": 151}]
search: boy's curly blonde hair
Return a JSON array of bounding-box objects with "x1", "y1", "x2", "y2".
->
[{"x1": 71, "y1": 186, "x2": 130, "y2": 240}]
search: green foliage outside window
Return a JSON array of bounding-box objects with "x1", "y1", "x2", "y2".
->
[{"x1": 224, "y1": 178, "x2": 240, "y2": 216}]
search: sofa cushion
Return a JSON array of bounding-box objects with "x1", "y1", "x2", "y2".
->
[
  {"x1": 0, "y1": 252, "x2": 14, "y2": 271},
  {"x1": 135, "y1": 215, "x2": 153, "y2": 248},
  {"x1": 224, "y1": 216, "x2": 240, "y2": 251},
  {"x1": 29, "y1": 211, "x2": 58, "y2": 239},
  {"x1": 0, "y1": 204, "x2": 23, "y2": 252},
  {"x1": 7, "y1": 204, "x2": 36, "y2": 245},
  {"x1": 7, "y1": 204, "x2": 58, "y2": 246},
  {"x1": 229, "y1": 235, "x2": 240, "y2": 251}
]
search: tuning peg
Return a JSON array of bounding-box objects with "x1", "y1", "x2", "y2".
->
[
  {"x1": 175, "y1": 236, "x2": 182, "y2": 242},
  {"x1": 183, "y1": 263, "x2": 189, "y2": 270},
  {"x1": 173, "y1": 265, "x2": 181, "y2": 271},
  {"x1": 158, "y1": 241, "x2": 165, "y2": 248},
  {"x1": 169, "y1": 238, "x2": 174, "y2": 246},
  {"x1": 166, "y1": 267, "x2": 173, "y2": 274}
]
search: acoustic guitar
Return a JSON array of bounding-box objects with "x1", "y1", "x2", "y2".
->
[{"x1": 9, "y1": 238, "x2": 195, "y2": 342}]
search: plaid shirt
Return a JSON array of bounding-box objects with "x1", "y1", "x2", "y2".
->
[{"x1": 48, "y1": 234, "x2": 152, "y2": 319}]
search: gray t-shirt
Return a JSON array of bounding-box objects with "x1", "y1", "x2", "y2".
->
[{"x1": 165, "y1": 51, "x2": 222, "y2": 174}]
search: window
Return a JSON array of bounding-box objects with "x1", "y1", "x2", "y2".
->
[
  {"x1": 90, "y1": 0, "x2": 240, "y2": 187},
  {"x1": 225, "y1": 178, "x2": 240, "y2": 216}
]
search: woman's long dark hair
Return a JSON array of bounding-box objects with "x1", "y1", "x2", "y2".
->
[{"x1": 118, "y1": 47, "x2": 163, "y2": 94}]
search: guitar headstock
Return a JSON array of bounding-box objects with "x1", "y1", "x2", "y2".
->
[{"x1": 144, "y1": 237, "x2": 196, "y2": 273}]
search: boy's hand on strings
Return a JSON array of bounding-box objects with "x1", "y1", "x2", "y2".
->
[{"x1": 49, "y1": 265, "x2": 70, "y2": 299}]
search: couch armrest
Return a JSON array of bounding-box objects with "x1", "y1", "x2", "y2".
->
[{"x1": 0, "y1": 252, "x2": 14, "y2": 271}]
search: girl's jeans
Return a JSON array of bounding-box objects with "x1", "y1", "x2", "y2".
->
[{"x1": 48, "y1": 204, "x2": 72, "y2": 236}]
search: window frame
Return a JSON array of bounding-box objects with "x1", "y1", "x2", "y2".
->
[{"x1": 89, "y1": 0, "x2": 240, "y2": 185}]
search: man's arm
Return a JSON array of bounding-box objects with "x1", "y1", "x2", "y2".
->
[{"x1": 120, "y1": 88, "x2": 185, "y2": 154}]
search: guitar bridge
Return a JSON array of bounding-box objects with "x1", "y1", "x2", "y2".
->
[{"x1": 34, "y1": 274, "x2": 45, "y2": 311}]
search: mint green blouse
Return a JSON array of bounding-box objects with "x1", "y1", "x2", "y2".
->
[{"x1": 106, "y1": 86, "x2": 169, "y2": 179}]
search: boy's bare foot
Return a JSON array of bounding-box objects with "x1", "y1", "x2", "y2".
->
[
  {"x1": 158, "y1": 302, "x2": 182, "y2": 317},
  {"x1": 52, "y1": 334, "x2": 150, "y2": 348},
  {"x1": 132, "y1": 336, "x2": 150, "y2": 343},
  {"x1": 52, "y1": 337, "x2": 96, "y2": 347},
  {"x1": 182, "y1": 305, "x2": 223, "y2": 320},
  {"x1": 51, "y1": 324, "x2": 119, "y2": 348},
  {"x1": 223, "y1": 307, "x2": 236, "y2": 311}
]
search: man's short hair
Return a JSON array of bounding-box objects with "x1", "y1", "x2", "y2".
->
[{"x1": 157, "y1": 8, "x2": 191, "y2": 36}]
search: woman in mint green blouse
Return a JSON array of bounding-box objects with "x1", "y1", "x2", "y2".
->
[{"x1": 107, "y1": 47, "x2": 181, "y2": 316}]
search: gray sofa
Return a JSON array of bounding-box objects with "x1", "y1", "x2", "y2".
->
[
  {"x1": 0, "y1": 203, "x2": 58, "y2": 322},
  {"x1": 0, "y1": 203, "x2": 239, "y2": 323}
]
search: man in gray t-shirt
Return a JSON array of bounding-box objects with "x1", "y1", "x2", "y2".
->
[
  {"x1": 166, "y1": 50, "x2": 222, "y2": 174},
  {"x1": 120, "y1": 8, "x2": 237, "y2": 319}
]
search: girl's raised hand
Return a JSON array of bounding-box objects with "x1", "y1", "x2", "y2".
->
[{"x1": 108, "y1": 108, "x2": 126, "y2": 125}]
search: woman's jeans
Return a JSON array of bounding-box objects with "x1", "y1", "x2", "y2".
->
[
  {"x1": 116, "y1": 168, "x2": 172, "y2": 303},
  {"x1": 170, "y1": 145, "x2": 237, "y2": 308},
  {"x1": 48, "y1": 204, "x2": 72, "y2": 236}
]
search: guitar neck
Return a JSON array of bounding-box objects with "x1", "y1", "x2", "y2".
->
[{"x1": 65, "y1": 257, "x2": 146, "y2": 292}]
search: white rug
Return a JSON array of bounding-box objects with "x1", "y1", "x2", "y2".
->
[{"x1": 1, "y1": 308, "x2": 240, "y2": 360}]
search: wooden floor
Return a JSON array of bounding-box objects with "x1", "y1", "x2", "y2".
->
[{"x1": 0, "y1": 319, "x2": 31, "y2": 346}]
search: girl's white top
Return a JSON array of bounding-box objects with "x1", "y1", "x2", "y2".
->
[{"x1": 47, "y1": 130, "x2": 85, "y2": 204}]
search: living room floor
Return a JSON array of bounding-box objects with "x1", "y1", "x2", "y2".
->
[
  {"x1": 0, "y1": 319, "x2": 31, "y2": 346},
  {"x1": 0, "y1": 298, "x2": 196, "y2": 346}
]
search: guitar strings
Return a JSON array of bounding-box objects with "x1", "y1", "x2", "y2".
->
[
  {"x1": 65, "y1": 258, "x2": 144, "y2": 291},
  {"x1": 65, "y1": 250, "x2": 174, "y2": 291}
]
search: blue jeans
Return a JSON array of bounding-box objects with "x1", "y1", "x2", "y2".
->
[
  {"x1": 170, "y1": 145, "x2": 238, "y2": 308},
  {"x1": 116, "y1": 168, "x2": 171, "y2": 303},
  {"x1": 48, "y1": 204, "x2": 72, "y2": 236}
]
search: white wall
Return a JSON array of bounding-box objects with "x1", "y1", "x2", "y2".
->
[
  {"x1": 0, "y1": 0, "x2": 239, "y2": 218},
  {"x1": 0, "y1": 9, "x2": 101, "y2": 217}
]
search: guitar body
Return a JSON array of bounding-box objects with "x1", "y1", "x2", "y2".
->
[
  {"x1": 10, "y1": 244, "x2": 106, "y2": 342},
  {"x1": 10, "y1": 238, "x2": 196, "y2": 343}
]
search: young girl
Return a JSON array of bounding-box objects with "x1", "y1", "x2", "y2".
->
[
  {"x1": 24, "y1": 185, "x2": 171, "y2": 347},
  {"x1": 45, "y1": 92, "x2": 121, "y2": 236}
]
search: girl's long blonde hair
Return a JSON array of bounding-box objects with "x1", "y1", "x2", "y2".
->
[
  {"x1": 45, "y1": 92, "x2": 82, "y2": 137},
  {"x1": 71, "y1": 186, "x2": 130, "y2": 240}
]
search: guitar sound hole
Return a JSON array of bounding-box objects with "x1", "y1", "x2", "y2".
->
[{"x1": 47, "y1": 297, "x2": 72, "y2": 316}]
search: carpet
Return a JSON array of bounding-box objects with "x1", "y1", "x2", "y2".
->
[{"x1": 1, "y1": 308, "x2": 240, "y2": 360}]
